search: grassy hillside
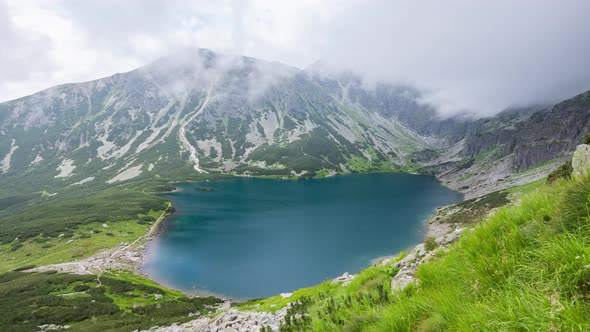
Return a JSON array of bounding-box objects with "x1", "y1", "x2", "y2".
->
[
  {"x1": 0, "y1": 191, "x2": 168, "y2": 273},
  {"x1": 0, "y1": 270, "x2": 220, "y2": 332},
  {"x1": 238, "y1": 173, "x2": 590, "y2": 331}
]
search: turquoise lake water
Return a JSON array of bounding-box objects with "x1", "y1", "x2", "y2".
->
[{"x1": 143, "y1": 173, "x2": 463, "y2": 299}]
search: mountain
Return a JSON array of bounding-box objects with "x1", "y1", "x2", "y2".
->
[
  {"x1": 430, "y1": 92, "x2": 590, "y2": 197},
  {"x1": 2, "y1": 48, "x2": 590, "y2": 332},
  {"x1": 0, "y1": 48, "x2": 589, "y2": 199},
  {"x1": 0, "y1": 49, "x2": 438, "y2": 196}
]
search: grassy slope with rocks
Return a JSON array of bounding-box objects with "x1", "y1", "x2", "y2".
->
[
  {"x1": 232, "y1": 172, "x2": 590, "y2": 331},
  {"x1": 0, "y1": 190, "x2": 169, "y2": 273},
  {"x1": 0, "y1": 270, "x2": 220, "y2": 332}
]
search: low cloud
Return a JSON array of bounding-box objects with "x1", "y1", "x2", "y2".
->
[
  {"x1": 2, "y1": 0, "x2": 590, "y2": 117},
  {"x1": 314, "y1": 0, "x2": 590, "y2": 116}
]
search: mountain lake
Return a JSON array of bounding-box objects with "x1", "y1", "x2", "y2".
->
[{"x1": 143, "y1": 173, "x2": 463, "y2": 299}]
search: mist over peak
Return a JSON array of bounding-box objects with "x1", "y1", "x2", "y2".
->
[{"x1": 2, "y1": 1, "x2": 590, "y2": 118}]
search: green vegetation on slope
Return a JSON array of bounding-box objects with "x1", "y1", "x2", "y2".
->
[
  {"x1": 0, "y1": 209, "x2": 162, "y2": 273},
  {"x1": 0, "y1": 270, "x2": 220, "y2": 332},
  {"x1": 0, "y1": 191, "x2": 168, "y2": 273},
  {"x1": 239, "y1": 174, "x2": 590, "y2": 331},
  {"x1": 547, "y1": 159, "x2": 573, "y2": 184},
  {"x1": 0, "y1": 191, "x2": 166, "y2": 244}
]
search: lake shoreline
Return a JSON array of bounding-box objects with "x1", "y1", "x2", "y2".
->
[{"x1": 142, "y1": 173, "x2": 462, "y2": 299}]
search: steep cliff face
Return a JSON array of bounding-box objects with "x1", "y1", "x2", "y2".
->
[{"x1": 435, "y1": 92, "x2": 590, "y2": 197}]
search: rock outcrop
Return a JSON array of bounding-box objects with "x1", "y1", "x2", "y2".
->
[
  {"x1": 140, "y1": 305, "x2": 289, "y2": 332},
  {"x1": 572, "y1": 144, "x2": 590, "y2": 176},
  {"x1": 387, "y1": 227, "x2": 464, "y2": 292},
  {"x1": 331, "y1": 272, "x2": 355, "y2": 286}
]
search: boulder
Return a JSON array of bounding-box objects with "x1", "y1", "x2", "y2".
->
[
  {"x1": 572, "y1": 144, "x2": 590, "y2": 176},
  {"x1": 391, "y1": 273, "x2": 417, "y2": 292},
  {"x1": 331, "y1": 272, "x2": 355, "y2": 285}
]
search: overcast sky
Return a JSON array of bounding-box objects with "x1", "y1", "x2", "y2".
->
[{"x1": 2, "y1": 0, "x2": 590, "y2": 116}]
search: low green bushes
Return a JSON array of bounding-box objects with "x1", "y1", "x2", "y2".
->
[
  {"x1": 0, "y1": 191, "x2": 166, "y2": 244},
  {"x1": 0, "y1": 271, "x2": 221, "y2": 332},
  {"x1": 547, "y1": 160, "x2": 573, "y2": 184}
]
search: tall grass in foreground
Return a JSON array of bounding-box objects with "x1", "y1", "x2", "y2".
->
[
  {"x1": 374, "y1": 176, "x2": 590, "y2": 331},
  {"x1": 245, "y1": 175, "x2": 590, "y2": 331}
]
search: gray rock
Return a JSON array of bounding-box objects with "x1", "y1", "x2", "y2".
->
[
  {"x1": 572, "y1": 144, "x2": 590, "y2": 176},
  {"x1": 391, "y1": 272, "x2": 417, "y2": 292},
  {"x1": 331, "y1": 272, "x2": 355, "y2": 285}
]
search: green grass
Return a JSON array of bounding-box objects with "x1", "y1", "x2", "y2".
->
[
  {"x1": 0, "y1": 209, "x2": 164, "y2": 273},
  {"x1": 474, "y1": 146, "x2": 498, "y2": 162},
  {"x1": 0, "y1": 270, "x2": 221, "y2": 332},
  {"x1": 243, "y1": 173, "x2": 590, "y2": 331},
  {"x1": 505, "y1": 178, "x2": 545, "y2": 196},
  {"x1": 0, "y1": 191, "x2": 167, "y2": 244},
  {"x1": 547, "y1": 160, "x2": 574, "y2": 184}
]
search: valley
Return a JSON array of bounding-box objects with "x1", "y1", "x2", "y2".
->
[{"x1": 0, "y1": 49, "x2": 589, "y2": 331}]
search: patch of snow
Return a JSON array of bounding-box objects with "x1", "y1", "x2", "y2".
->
[
  {"x1": 135, "y1": 99, "x2": 177, "y2": 154},
  {"x1": 96, "y1": 115, "x2": 116, "y2": 160},
  {"x1": 107, "y1": 164, "x2": 144, "y2": 184},
  {"x1": 287, "y1": 117, "x2": 317, "y2": 143},
  {"x1": 196, "y1": 138, "x2": 223, "y2": 161},
  {"x1": 259, "y1": 111, "x2": 281, "y2": 144},
  {"x1": 55, "y1": 159, "x2": 76, "y2": 178},
  {"x1": 148, "y1": 163, "x2": 154, "y2": 171},
  {"x1": 245, "y1": 121, "x2": 266, "y2": 146},
  {"x1": 328, "y1": 116, "x2": 357, "y2": 143},
  {"x1": 127, "y1": 108, "x2": 140, "y2": 121},
  {"x1": 111, "y1": 130, "x2": 144, "y2": 159},
  {"x1": 71, "y1": 177, "x2": 95, "y2": 186},
  {"x1": 178, "y1": 90, "x2": 211, "y2": 173},
  {"x1": 1, "y1": 139, "x2": 19, "y2": 173},
  {"x1": 30, "y1": 153, "x2": 44, "y2": 166}
]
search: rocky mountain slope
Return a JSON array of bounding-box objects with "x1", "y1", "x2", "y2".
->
[
  {"x1": 431, "y1": 92, "x2": 590, "y2": 197},
  {"x1": 0, "y1": 49, "x2": 438, "y2": 196},
  {"x1": 0, "y1": 48, "x2": 589, "y2": 198}
]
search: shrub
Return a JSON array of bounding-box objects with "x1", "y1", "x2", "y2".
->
[
  {"x1": 73, "y1": 284, "x2": 90, "y2": 292},
  {"x1": 12, "y1": 265, "x2": 36, "y2": 272},
  {"x1": 0, "y1": 191, "x2": 166, "y2": 244},
  {"x1": 424, "y1": 236, "x2": 438, "y2": 251},
  {"x1": 154, "y1": 185, "x2": 177, "y2": 192},
  {"x1": 140, "y1": 215, "x2": 156, "y2": 222},
  {"x1": 583, "y1": 134, "x2": 590, "y2": 145},
  {"x1": 10, "y1": 242, "x2": 23, "y2": 251},
  {"x1": 547, "y1": 160, "x2": 573, "y2": 184}
]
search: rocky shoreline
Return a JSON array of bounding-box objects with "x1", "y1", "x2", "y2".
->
[{"x1": 29, "y1": 204, "x2": 174, "y2": 280}]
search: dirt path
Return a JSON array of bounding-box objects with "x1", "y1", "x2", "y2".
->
[{"x1": 30, "y1": 203, "x2": 173, "y2": 281}]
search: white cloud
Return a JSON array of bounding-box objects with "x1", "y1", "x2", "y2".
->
[{"x1": 1, "y1": 0, "x2": 590, "y2": 117}]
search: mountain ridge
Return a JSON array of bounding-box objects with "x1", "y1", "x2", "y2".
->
[{"x1": 0, "y1": 48, "x2": 589, "y2": 200}]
